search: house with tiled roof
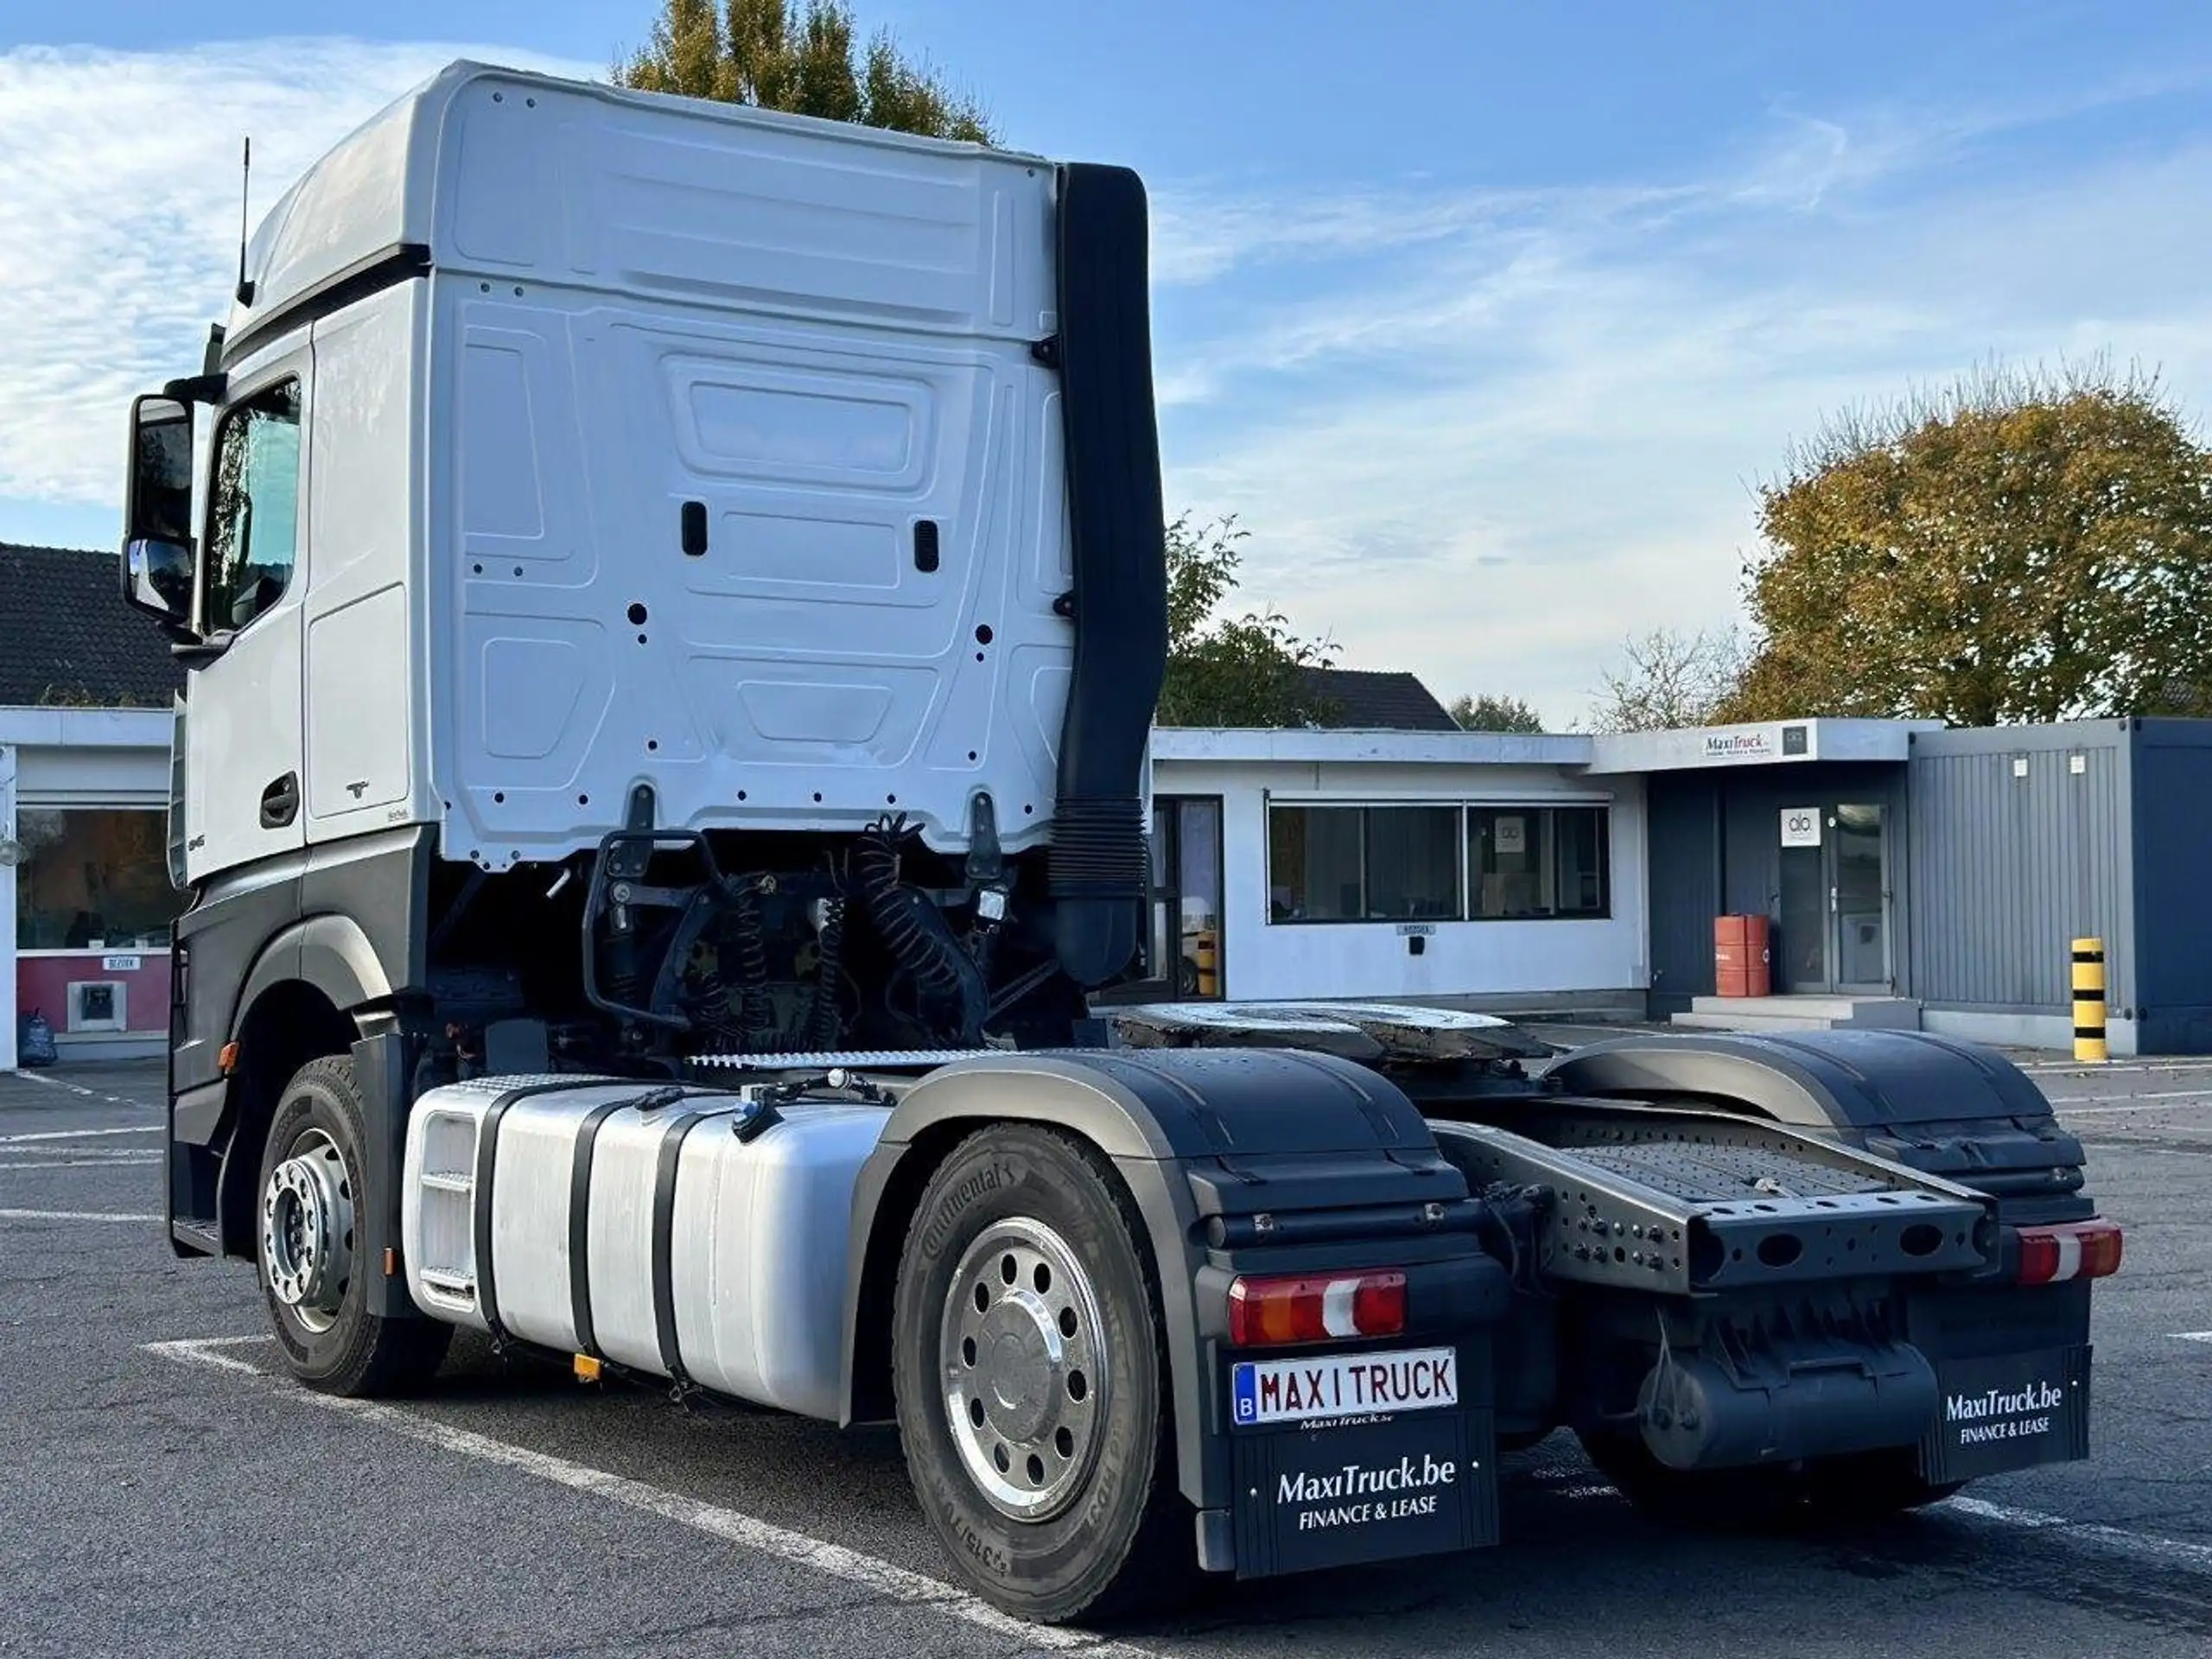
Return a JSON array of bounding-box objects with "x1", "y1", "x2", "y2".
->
[
  {"x1": 2, "y1": 544, "x2": 180, "y2": 1066},
  {"x1": 1296, "y1": 667, "x2": 1461, "y2": 732}
]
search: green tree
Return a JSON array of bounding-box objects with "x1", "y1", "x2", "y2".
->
[
  {"x1": 1156, "y1": 516, "x2": 1338, "y2": 728},
  {"x1": 1589, "y1": 626, "x2": 1746, "y2": 732},
  {"x1": 1723, "y1": 363, "x2": 2212, "y2": 725},
  {"x1": 620, "y1": 0, "x2": 993, "y2": 142},
  {"x1": 1448, "y1": 693, "x2": 1545, "y2": 734}
]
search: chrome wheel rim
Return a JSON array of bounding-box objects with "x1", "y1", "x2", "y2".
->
[
  {"x1": 261, "y1": 1128, "x2": 353, "y2": 1335},
  {"x1": 940, "y1": 1216, "x2": 1109, "y2": 1522}
]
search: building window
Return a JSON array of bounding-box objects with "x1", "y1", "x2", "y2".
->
[
  {"x1": 14, "y1": 809, "x2": 181, "y2": 950},
  {"x1": 1270, "y1": 806, "x2": 1364, "y2": 920},
  {"x1": 1471, "y1": 805, "x2": 1610, "y2": 919},
  {"x1": 1268, "y1": 805, "x2": 1463, "y2": 922}
]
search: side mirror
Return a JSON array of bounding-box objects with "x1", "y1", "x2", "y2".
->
[
  {"x1": 120, "y1": 394, "x2": 196, "y2": 628},
  {"x1": 124, "y1": 537, "x2": 195, "y2": 625}
]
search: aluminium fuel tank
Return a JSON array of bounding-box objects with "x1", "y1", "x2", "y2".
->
[{"x1": 400, "y1": 1076, "x2": 891, "y2": 1421}]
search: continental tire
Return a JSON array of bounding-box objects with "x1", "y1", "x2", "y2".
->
[
  {"x1": 256, "y1": 1055, "x2": 451, "y2": 1396},
  {"x1": 892, "y1": 1123, "x2": 1192, "y2": 1624}
]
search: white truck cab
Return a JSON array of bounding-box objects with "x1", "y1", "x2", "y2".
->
[
  {"x1": 123, "y1": 60, "x2": 1163, "y2": 1160},
  {"x1": 134, "y1": 60, "x2": 1109, "y2": 883}
]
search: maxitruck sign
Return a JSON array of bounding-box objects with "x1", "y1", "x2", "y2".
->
[
  {"x1": 1700, "y1": 723, "x2": 1813, "y2": 763},
  {"x1": 1947, "y1": 1381, "x2": 2065, "y2": 1445},
  {"x1": 1923, "y1": 1347, "x2": 2092, "y2": 1480}
]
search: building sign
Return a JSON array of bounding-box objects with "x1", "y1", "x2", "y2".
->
[
  {"x1": 1697, "y1": 723, "x2": 1815, "y2": 766},
  {"x1": 1704, "y1": 730, "x2": 1774, "y2": 762},
  {"x1": 1780, "y1": 808, "x2": 1822, "y2": 849}
]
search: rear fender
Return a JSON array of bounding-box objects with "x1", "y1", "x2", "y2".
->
[{"x1": 839, "y1": 1047, "x2": 1462, "y2": 1512}]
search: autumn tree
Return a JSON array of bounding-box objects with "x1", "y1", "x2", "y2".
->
[
  {"x1": 1589, "y1": 627, "x2": 1746, "y2": 732},
  {"x1": 1448, "y1": 693, "x2": 1545, "y2": 734},
  {"x1": 1723, "y1": 363, "x2": 2212, "y2": 725},
  {"x1": 620, "y1": 0, "x2": 993, "y2": 141},
  {"x1": 1156, "y1": 517, "x2": 1338, "y2": 728}
]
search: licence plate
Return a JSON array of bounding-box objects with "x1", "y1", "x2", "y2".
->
[{"x1": 1231, "y1": 1345, "x2": 1458, "y2": 1427}]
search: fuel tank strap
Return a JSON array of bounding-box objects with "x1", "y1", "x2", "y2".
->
[
  {"x1": 474, "y1": 1079, "x2": 583, "y2": 1349},
  {"x1": 650, "y1": 1110, "x2": 718, "y2": 1388},
  {"x1": 567, "y1": 1098, "x2": 632, "y2": 1358}
]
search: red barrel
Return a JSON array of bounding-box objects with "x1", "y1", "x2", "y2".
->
[{"x1": 1714, "y1": 914, "x2": 1771, "y2": 998}]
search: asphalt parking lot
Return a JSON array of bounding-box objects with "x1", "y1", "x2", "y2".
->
[{"x1": 2, "y1": 1045, "x2": 2208, "y2": 1658}]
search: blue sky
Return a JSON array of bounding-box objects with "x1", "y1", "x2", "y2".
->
[{"x1": 5, "y1": 2, "x2": 2212, "y2": 721}]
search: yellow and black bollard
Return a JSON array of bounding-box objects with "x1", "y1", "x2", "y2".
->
[
  {"x1": 2072, "y1": 937, "x2": 2107, "y2": 1063},
  {"x1": 1196, "y1": 927, "x2": 1218, "y2": 997}
]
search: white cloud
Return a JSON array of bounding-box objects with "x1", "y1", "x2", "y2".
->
[
  {"x1": 1150, "y1": 92, "x2": 2212, "y2": 725},
  {"x1": 0, "y1": 38, "x2": 594, "y2": 522}
]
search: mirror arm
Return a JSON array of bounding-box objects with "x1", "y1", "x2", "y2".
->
[
  {"x1": 171, "y1": 632, "x2": 234, "y2": 669},
  {"x1": 162, "y1": 371, "x2": 227, "y2": 405}
]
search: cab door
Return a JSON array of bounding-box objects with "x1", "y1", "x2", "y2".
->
[{"x1": 181, "y1": 346, "x2": 311, "y2": 883}]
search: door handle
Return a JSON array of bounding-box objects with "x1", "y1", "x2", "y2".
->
[{"x1": 260, "y1": 772, "x2": 300, "y2": 829}]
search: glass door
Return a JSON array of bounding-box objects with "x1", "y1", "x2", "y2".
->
[
  {"x1": 1144, "y1": 797, "x2": 1224, "y2": 1000},
  {"x1": 1830, "y1": 803, "x2": 1891, "y2": 990},
  {"x1": 1774, "y1": 801, "x2": 1891, "y2": 992}
]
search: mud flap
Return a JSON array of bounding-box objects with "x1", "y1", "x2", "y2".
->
[
  {"x1": 1230, "y1": 1336, "x2": 1499, "y2": 1578},
  {"x1": 1921, "y1": 1344, "x2": 2092, "y2": 1482}
]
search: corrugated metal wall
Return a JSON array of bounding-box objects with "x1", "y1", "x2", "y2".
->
[{"x1": 1905, "y1": 723, "x2": 2133, "y2": 1014}]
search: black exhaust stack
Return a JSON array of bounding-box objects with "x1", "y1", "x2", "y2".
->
[{"x1": 1043, "y1": 163, "x2": 1167, "y2": 988}]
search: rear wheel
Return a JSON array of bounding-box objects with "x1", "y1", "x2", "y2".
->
[
  {"x1": 257, "y1": 1055, "x2": 451, "y2": 1396},
  {"x1": 1577, "y1": 1428, "x2": 1805, "y2": 1528},
  {"x1": 892, "y1": 1123, "x2": 1192, "y2": 1624},
  {"x1": 1803, "y1": 1447, "x2": 1965, "y2": 1519}
]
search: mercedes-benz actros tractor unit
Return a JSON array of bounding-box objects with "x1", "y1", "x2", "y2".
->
[{"x1": 119, "y1": 62, "x2": 2120, "y2": 1625}]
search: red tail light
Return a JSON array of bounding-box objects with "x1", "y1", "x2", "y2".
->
[
  {"x1": 1227, "y1": 1271, "x2": 1406, "y2": 1347},
  {"x1": 2016, "y1": 1219, "x2": 2123, "y2": 1285}
]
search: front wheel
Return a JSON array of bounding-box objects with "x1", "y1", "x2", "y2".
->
[
  {"x1": 256, "y1": 1055, "x2": 451, "y2": 1396},
  {"x1": 892, "y1": 1123, "x2": 1192, "y2": 1624}
]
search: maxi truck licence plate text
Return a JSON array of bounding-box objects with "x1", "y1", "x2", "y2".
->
[{"x1": 1232, "y1": 1347, "x2": 1459, "y2": 1427}]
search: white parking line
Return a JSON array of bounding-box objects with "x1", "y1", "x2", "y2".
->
[
  {"x1": 0, "y1": 1155, "x2": 162, "y2": 1170},
  {"x1": 143, "y1": 1335, "x2": 269, "y2": 1374},
  {"x1": 2052, "y1": 1088, "x2": 2212, "y2": 1106},
  {"x1": 0, "y1": 1208, "x2": 160, "y2": 1223},
  {"x1": 2175, "y1": 1332, "x2": 2212, "y2": 1344},
  {"x1": 9, "y1": 1071, "x2": 154, "y2": 1109},
  {"x1": 2053, "y1": 1100, "x2": 2212, "y2": 1117},
  {"x1": 1943, "y1": 1497, "x2": 2212, "y2": 1573},
  {"x1": 146, "y1": 1336, "x2": 1154, "y2": 1656},
  {"x1": 1537, "y1": 1463, "x2": 2212, "y2": 1575},
  {"x1": 0, "y1": 1125, "x2": 162, "y2": 1145},
  {"x1": 10, "y1": 1071, "x2": 99, "y2": 1098}
]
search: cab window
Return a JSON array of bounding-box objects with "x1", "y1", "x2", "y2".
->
[{"x1": 203, "y1": 379, "x2": 302, "y2": 633}]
